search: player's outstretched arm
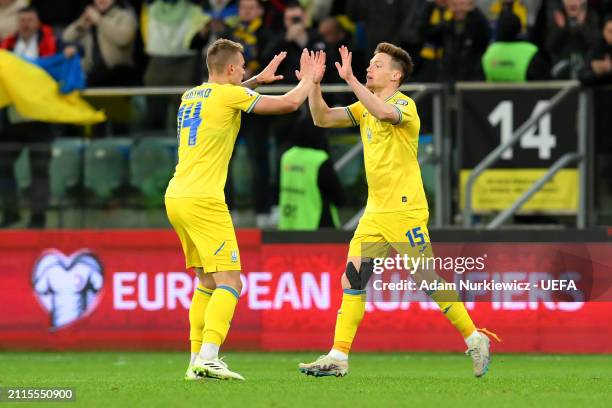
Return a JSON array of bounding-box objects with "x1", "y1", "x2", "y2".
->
[
  {"x1": 306, "y1": 51, "x2": 354, "y2": 128},
  {"x1": 251, "y1": 49, "x2": 317, "y2": 115},
  {"x1": 308, "y1": 84, "x2": 354, "y2": 128},
  {"x1": 336, "y1": 45, "x2": 399, "y2": 124},
  {"x1": 241, "y1": 51, "x2": 287, "y2": 90}
]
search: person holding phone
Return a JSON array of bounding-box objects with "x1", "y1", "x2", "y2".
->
[{"x1": 261, "y1": 0, "x2": 325, "y2": 85}]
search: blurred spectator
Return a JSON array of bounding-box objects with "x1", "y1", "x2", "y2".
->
[
  {"x1": 226, "y1": 0, "x2": 276, "y2": 225},
  {"x1": 278, "y1": 113, "x2": 344, "y2": 230},
  {"x1": 259, "y1": 0, "x2": 340, "y2": 31},
  {"x1": 346, "y1": 0, "x2": 421, "y2": 57},
  {"x1": 546, "y1": 0, "x2": 599, "y2": 78},
  {"x1": 477, "y1": 0, "x2": 553, "y2": 45},
  {"x1": 488, "y1": 0, "x2": 529, "y2": 36},
  {"x1": 30, "y1": 0, "x2": 90, "y2": 30},
  {"x1": 262, "y1": 1, "x2": 325, "y2": 84},
  {"x1": 318, "y1": 15, "x2": 365, "y2": 83},
  {"x1": 579, "y1": 14, "x2": 612, "y2": 84},
  {"x1": 198, "y1": 0, "x2": 239, "y2": 44},
  {"x1": 260, "y1": 0, "x2": 291, "y2": 32},
  {"x1": 226, "y1": 0, "x2": 272, "y2": 78},
  {"x1": 142, "y1": 0, "x2": 206, "y2": 86},
  {"x1": 260, "y1": 2, "x2": 326, "y2": 223},
  {"x1": 529, "y1": 0, "x2": 553, "y2": 49},
  {"x1": 579, "y1": 14, "x2": 612, "y2": 194},
  {"x1": 203, "y1": 0, "x2": 238, "y2": 25},
  {"x1": 63, "y1": 0, "x2": 138, "y2": 87},
  {"x1": 1, "y1": 6, "x2": 57, "y2": 58},
  {"x1": 414, "y1": 0, "x2": 449, "y2": 82},
  {"x1": 142, "y1": 0, "x2": 207, "y2": 129},
  {"x1": 0, "y1": 6, "x2": 60, "y2": 228},
  {"x1": 191, "y1": 0, "x2": 241, "y2": 78},
  {"x1": 439, "y1": 0, "x2": 491, "y2": 81},
  {"x1": 307, "y1": 0, "x2": 336, "y2": 23},
  {"x1": 0, "y1": 0, "x2": 28, "y2": 41},
  {"x1": 482, "y1": 8, "x2": 550, "y2": 80}
]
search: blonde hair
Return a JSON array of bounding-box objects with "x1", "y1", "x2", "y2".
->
[{"x1": 206, "y1": 38, "x2": 244, "y2": 74}]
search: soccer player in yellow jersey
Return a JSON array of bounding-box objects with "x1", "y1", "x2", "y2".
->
[
  {"x1": 298, "y1": 43, "x2": 499, "y2": 378},
  {"x1": 166, "y1": 38, "x2": 322, "y2": 381}
]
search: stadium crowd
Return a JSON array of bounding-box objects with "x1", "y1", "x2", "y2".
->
[
  {"x1": 1, "y1": 0, "x2": 611, "y2": 229},
  {"x1": 1, "y1": 0, "x2": 611, "y2": 86}
]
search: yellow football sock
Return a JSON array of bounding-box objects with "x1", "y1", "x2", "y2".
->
[
  {"x1": 332, "y1": 289, "x2": 366, "y2": 354},
  {"x1": 189, "y1": 285, "x2": 213, "y2": 353},
  {"x1": 202, "y1": 285, "x2": 239, "y2": 346},
  {"x1": 429, "y1": 285, "x2": 476, "y2": 339}
]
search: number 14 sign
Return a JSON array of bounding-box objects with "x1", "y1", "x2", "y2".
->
[{"x1": 458, "y1": 87, "x2": 578, "y2": 213}]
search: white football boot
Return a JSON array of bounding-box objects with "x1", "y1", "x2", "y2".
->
[
  {"x1": 465, "y1": 328, "x2": 500, "y2": 377},
  {"x1": 192, "y1": 357, "x2": 245, "y2": 381},
  {"x1": 298, "y1": 355, "x2": 348, "y2": 377},
  {"x1": 184, "y1": 365, "x2": 204, "y2": 381}
]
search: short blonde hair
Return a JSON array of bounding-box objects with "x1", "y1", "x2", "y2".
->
[
  {"x1": 374, "y1": 42, "x2": 414, "y2": 83},
  {"x1": 206, "y1": 38, "x2": 244, "y2": 74}
]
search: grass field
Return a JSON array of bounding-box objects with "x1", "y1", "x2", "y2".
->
[{"x1": 2, "y1": 352, "x2": 612, "y2": 408}]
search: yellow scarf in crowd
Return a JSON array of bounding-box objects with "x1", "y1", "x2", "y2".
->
[{"x1": 0, "y1": 50, "x2": 105, "y2": 125}]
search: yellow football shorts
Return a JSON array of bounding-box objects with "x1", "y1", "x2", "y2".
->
[
  {"x1": 348, "y1": 208, "x2": 432, "y2": 259},
  {"x1": 165, "y1": 197, "x2": 241, "y2": 272}
]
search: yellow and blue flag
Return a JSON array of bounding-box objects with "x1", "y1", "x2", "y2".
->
[{"x1": 0, "y1": 50, "x2": 105, "y2": 125}]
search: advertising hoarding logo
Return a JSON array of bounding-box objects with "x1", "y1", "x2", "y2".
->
[{"x1": 32, "y1": 249, "x2": 104, "y2": 330}]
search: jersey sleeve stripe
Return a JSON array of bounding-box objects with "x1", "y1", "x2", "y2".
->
[
  {"x1": 246, "y1": 94, "x2": 262, "y2": 113},
  {"x1": 391, "y1": 105, "x2": 403, "y2": 125},
  {"x1": 345, "y1": 107, "x2": 358, "y2": 126}
]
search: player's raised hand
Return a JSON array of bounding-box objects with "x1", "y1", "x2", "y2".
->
[
  {"x1": 256, "y1": 51, "x2": 287, "y2": 84},
  {"x1": 312, "y1": 50, "x2": 326, "y2": 84},
  {"x1": 335, "y1": 45, "x2": 354, "y2": 82},
  {"x1": 295, "y1": 48, "x2": 314, "y2": 81}
]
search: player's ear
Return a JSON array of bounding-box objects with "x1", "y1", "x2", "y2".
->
[{"x1": 391, "y1": 69, "x2": 401, "y2": 82}]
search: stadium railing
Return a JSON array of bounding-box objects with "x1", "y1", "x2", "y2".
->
[
  {"x1": 81, "y1": 83, "x2": 450, "y2": 229},
  {"x1": 4, "y1": 81, "x2": 604, "y2": 229}
]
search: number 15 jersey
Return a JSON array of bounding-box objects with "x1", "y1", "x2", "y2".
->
[{"x1": 165, "y1": 83, "x2": 261, "y2": 200}]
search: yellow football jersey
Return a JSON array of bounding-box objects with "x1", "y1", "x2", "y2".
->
[
  {"x1": 165, "y1": 83, "x2": 261, "y2": 200},
  {"x1": 346, "y1": 91, "x2": 428, "y2": 213}
]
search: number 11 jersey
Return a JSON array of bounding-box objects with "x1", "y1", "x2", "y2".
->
[{"x1": 165, "y1": 83, "x2": 261, "y2": 200}]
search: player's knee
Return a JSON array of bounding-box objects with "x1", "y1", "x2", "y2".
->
[
  {"x1": 228, "y1": 278, "x2": 243, "y2": 295},
  {"x1": 213, "y1": 271, "x2": 243, "y2": 295},
  {"x1": 345, "y1": 262, "x2": 361, "y2": 289},
  {"x1": 344, "y1": 260, "x2": 375, "y2": 290},
  {"x1": 359, "y1": 259, "x2": 374, "y2": 289}
]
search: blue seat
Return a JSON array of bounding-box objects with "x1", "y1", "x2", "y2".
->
[
  {"x1": 50, "y1": 138, "x2": 85, "y2": 199},
  {"x1": 84, "y1": 138, "x2": 133, "y2": 199},
  {"x1": 130, "y1": 137, "x2": 177, "y2": 205}
]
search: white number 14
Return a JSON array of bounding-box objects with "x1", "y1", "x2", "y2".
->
[{"x1": 487, "y1": 100, "x2": 557, "y2": 160}]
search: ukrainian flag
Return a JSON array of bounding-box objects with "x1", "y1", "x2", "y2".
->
[{"x1": 0, "y1": 50, "x2": 105, "y2": 125}]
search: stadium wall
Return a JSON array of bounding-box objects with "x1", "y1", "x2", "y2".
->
[{"x1": 1, "y1": 229, "x2": 611, "y2": 353}]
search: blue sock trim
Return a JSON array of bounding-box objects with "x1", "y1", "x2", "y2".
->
[
  {"x1": 343, "y1": 288, "x2": 366, "y2": 295},
  {"x1": 196, "y1": 287, "x2": 213, "y2": 296},
  {"x1": 218, "y1": 285, "x2": 240, "y2": 300}
]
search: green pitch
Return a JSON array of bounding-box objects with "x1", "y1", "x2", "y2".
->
[{"x1": 2, "y1": 352, "x2": 611, "y2": 407}]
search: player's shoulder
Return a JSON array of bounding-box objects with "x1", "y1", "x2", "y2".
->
[
  {"x1": 387, "y1": 91, "x2": 414, "y2": 108},
  {"x1": 220, "y1": 83, "x2": 257, "y2": 95}
]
